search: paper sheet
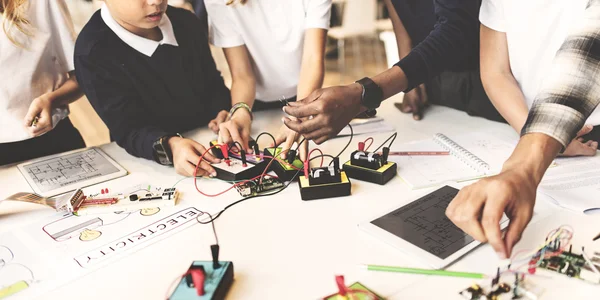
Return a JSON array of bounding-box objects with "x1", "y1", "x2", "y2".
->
[
  {"x1": 389, "y1": 131, "x2": 517, "y2": 189},
  {"x1": 337, "y1": 118, "x2": 395, "y2": 137},
  {"x1": 539, "y1": 155, "x2": 600, "y2": 213},
  {"x1": 389, "y1": 140, "x2": 482, "y2": 189},
  {"x1": 0, "y1": 175, "x2": 210, "y2": 300}
]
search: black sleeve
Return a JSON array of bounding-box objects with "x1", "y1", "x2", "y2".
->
[
  {"x1": 75, "y1": 53, "x2": 169, "y2": 161},
  {"x1": 180, "y1": 7, "x2": 231, "y2": 115},
  {"x1": 394, "y1": 0, "x2": 481, "y2": 91}
]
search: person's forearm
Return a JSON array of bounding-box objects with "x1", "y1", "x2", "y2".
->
[
  {"x1": 481, "y1": 72, "x2": 529, "y2": 132},
  {"x1": 297, "y1": 58, "x2": 324, "y2": 99},
  {"x1": 230, "y1": 77, "x2": 256, "y2": 109},
  {"x1": 371, "y1": 66, "x2": 408, "y2": 100},
  {"x1": 503, "y1": 133, "x2": 562, "y2": 184},
  {"x1": 45, "y1": 72, "x2": 84, "y2": 107}
]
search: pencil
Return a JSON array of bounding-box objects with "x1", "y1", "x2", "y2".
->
[
  {"x1": 360, "y1": 264, "x2": 486, "y2": 279},
  {"x1": 386, "y1": 151, "x2": 450, "y2": 156},
  {"x1": 593, "y1": 232, "x2": 600, "y2": 241}
]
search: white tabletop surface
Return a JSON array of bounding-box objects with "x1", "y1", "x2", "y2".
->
[{"x1": 1, "y1": 95, "x2": 599, "y2": 299}]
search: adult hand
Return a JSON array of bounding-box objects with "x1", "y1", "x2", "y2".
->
[
  {"x1": 24, "y1": 94, "x2": 53, "y2": 137},
  {"x1": 399, "y1": 84, "x2": 428, "y2": 120},
  {"x1": 274, "y1": 121, "x2": 308, "y2": 161},
  {"x1": 282, "y1": 83, "x2": 364, "y2": 144},
  {"x1": 561, "y1": 124, "x2": 598, "y2": 156},
  {"x1": 446, "y1": 167, "x2": 536, "y2": 259},
  {"x1": 169, "y1": 137, "x2": 220, "y2": 177},
  {"x1": 208, "y1": 110, "x2": 229, "y2": 134},
  {"x1": 217, "y1": 109, "x2": 252, "y2": 152}
]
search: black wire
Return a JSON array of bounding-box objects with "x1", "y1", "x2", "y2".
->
[
  {"x1": 197, "y1": 169, "x2": 301, "y2": 225},
  {"x1": 232, "y1": 141, "x2": 244, "y2": 152},
  {"x1": 373, "y1": 132, "x2": 397, "y2": 153},
  {"x1": 255, "y1": 132, "x2": 277, "y2": 147},
  {"x1": 329, "y1": 123, "x2": 353, "y2": 166},
  {"x1": 195, "y1": 153, "x2": 334, "y2": 226}
]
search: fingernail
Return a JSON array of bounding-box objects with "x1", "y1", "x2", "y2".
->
[
  {"x1": 282, "y1": 107, "x2": 286, "y2": 113},
  {"x1": 497, "y1": 252, "x2": 507, "y2": 259},
  {"x1": 210, "y1": 172, "x2": 217, "y2": 177},
  {"x1": 281, "y1": 117, "x2": 286, "y2": 123}
]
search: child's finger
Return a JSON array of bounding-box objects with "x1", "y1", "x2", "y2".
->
[{"x1": 198, "y1": 160, "x2": 217, "y2": 177}]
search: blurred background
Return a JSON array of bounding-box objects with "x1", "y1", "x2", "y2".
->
[{"x1": 65, "y1": 0, "x2": 398, "y2": 147}]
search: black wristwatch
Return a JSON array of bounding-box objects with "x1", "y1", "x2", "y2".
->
[
  {"x1": 355, "y1": 77, "x2": 384, "y2": 109},
  {"x1": 153, "y1": 133, "x2": 182, "y2": 165}
]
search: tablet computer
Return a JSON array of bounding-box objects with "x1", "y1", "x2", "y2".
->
[
  {"x1": 358, "y1": 185, "x2": 508, "y2": 269},
  {"x1": 17, "y1": 147, "x2": 128, "y2": 197}
]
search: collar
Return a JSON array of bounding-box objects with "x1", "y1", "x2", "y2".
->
[{"x1": 101, "y1": 4, "x2": 179, "y2": 57}]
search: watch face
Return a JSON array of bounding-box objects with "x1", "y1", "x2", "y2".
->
[{"x1": 358, "y1": 77, "x2": 383, "y2": 109}]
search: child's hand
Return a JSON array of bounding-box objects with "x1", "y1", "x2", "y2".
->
[
  {"x1": 217, "y1": 109, "x2": 252, "y2": 152},
  {"x1": 274, "y1": 121, "x2": 308, "y2": 161},
  {"x1": 208, "y1": 110, "x2": 229, "y2": 134},
  {"x1": 24, "y1": 95, "x2": 53, "y2": 137},
  {"x1": 168, "y1": 137, "x2": 220, "y2": 177}
]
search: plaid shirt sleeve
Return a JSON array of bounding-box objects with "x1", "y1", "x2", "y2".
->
[{"x1": 521, "y1": 2, "x2": 600, "y2": 150}]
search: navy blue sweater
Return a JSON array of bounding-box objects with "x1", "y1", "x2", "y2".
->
[
  {"x1": 75, "y1": 7, "x2": 230, "y2": 161},
  {"x1": 392, "y1": 0, "x2": 482, "y2": 91}
]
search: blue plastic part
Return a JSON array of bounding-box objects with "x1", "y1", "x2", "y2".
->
[{"x1": 169, "y1": 261, "x2": 234, "y2": 300}]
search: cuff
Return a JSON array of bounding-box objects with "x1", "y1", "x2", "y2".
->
[
  {"x1": 395, "y1": 51, "x2": 428, "y2": 92},
  {"x1": 209, "y1": 35, "x2": 245, "y2": 48},
  {"x1": 521, "y1": 103, "x2": 585, "y2": 152},
  {"x1": 305, "y1": 18, "x2": 330, "y2": 30}
]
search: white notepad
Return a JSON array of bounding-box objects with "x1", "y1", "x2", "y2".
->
[
  {"x1": 389, "y1": 132, "x2": 516, "y2": 189},
  {"x1": 539, "y1": 155, "x2": 600, "y2": 213}
]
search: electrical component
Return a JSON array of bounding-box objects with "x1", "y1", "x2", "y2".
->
[
  {"x1": 169, "y1": 261, "x2": 234, "y2": 300},
  {"x1": 75, "y1": 188, "x2": 179, "y2": 215},
  {"x1": 322, "y1": 275, "x2": 383, "y2": 300},
  {"x1": 264, "y1": 147, "x2": 304, "y2": 181},
  {"x1": 209, "y1": 140, "x2": 269, "y2": 181},
  {"x1": 235, "y1": 177, "x2": 283, "y2": 197},
  {"x1": 533, "y1": 247, "x2": 600, "y2": 284},
  {"x1": 211, "y1": 157, "x2": 265, "y2": 182},
  {"x1": 459, "y1": 272, "x2": 542, "y2": 300},
  {"x1": 343, "y1": 147, "x2": 397, "y2": 185},
  {"x1": 298, "y1": 158, "x2": 351, "y2": 201}
]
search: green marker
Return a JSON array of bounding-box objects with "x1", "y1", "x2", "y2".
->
[{"x1": 360, "y1": 264, "x2": 486, "y2": 279}]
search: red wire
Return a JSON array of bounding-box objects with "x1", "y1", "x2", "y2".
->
[
  {"x1": 259, "y1": 148, "x2": 291, "y2": 184},
  {"x1": 363, "y1": 137, "x2": 374, "y2": 151},
  {"x1": 308, "y1": 148, "x2": 324, "y2": 167},
  {"x1": 193, "y1": 144, "x2": 277, "y2": 197}
]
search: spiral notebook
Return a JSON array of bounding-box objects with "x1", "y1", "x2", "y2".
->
[{"x1": 390, "y1": 132, "x2": 516, "y2": 189}]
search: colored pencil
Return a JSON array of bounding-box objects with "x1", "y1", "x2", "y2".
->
[
  {"x1": 360, "y1": 264, "x2": 486, "y2": 279},
  {"x1": 384, "y1": 151, "x2": 450, "y2": 156}
]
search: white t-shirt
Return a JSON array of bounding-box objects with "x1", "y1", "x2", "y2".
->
[
  {"x1": 480, "y1": 0, "x2": 600, "y2": 126},
  {"x1": 0, "y1": 0, "x2": 75, "y2": 143},
  {"x1": 205, "y1": 0, "x2": 331, "y2": 102}
]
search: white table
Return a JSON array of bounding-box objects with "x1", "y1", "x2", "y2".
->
[{"x1": 1, "y1": 95, "x2": 599, "y2": 299}]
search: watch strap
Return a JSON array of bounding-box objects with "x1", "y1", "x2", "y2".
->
[{"x1": 355, "y1": 77, "x2": 384, "y2": 109}]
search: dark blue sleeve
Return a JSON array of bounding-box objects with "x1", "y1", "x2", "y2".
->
[
  {"x1": 75, "y1": 54, "x2": 168, "y2": 162},
  {"x1": 394, "y1": 0, "x2": 481, "y2": 91}
]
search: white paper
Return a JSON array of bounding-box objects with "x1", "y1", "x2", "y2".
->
[
  {"x1": 389, "y1": 140, "x2": 482, "y2": 189},
  {"x1": 389, "y1": 131, "x2": 517, "y2": 189},
  {"x1": 445, "y1": 132, "x2": 516, "y2": 173},
  {"x1": 337, "y1": 119, "x2": 395, "y2": 137},
  {"x1": 540, "y1": 155, "x2": 600, "y2": 213}
]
